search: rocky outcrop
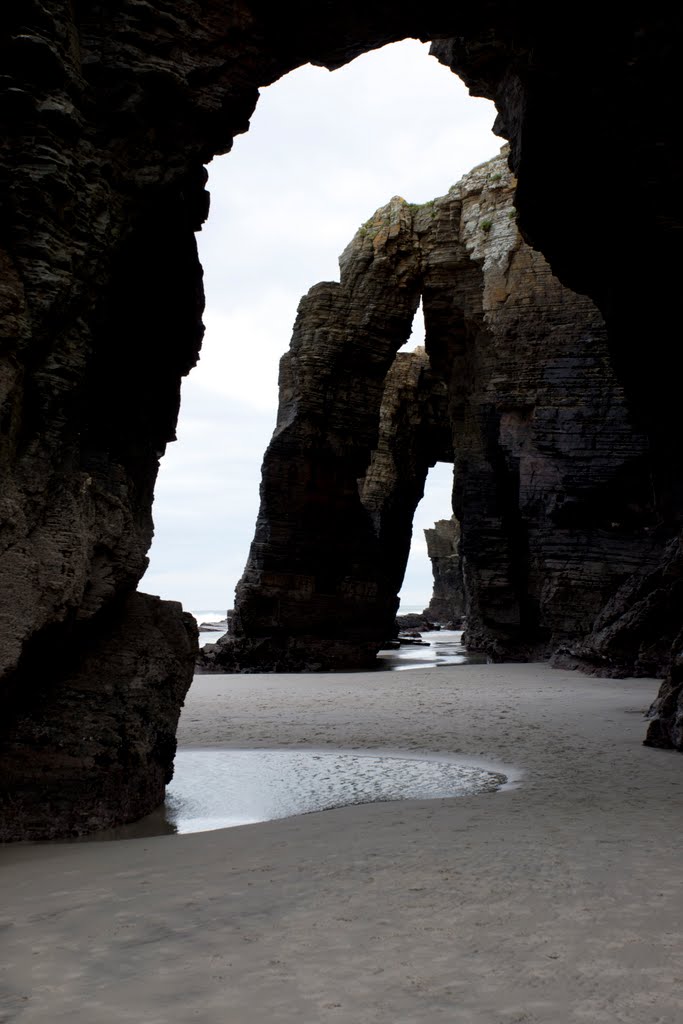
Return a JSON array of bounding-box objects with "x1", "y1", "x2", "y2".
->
[
  {"x1": 201, "y1": 341, "x2": 452, "y2": 672},
  {"x1": 2, "y1": 2, "x2": 682, "y2": 838},
  {"x1": 394, "y1": 613, "x2": 440, "y2": 632},
  {"x1": 200, "y1": 283, "x2": 455, "y2": 673},
  {"x1": 422, "y1": 518, "x2": 464, "y2": 627},
  {"x1": 0, "y1": 49, "x2": 203, "y2": 834}
]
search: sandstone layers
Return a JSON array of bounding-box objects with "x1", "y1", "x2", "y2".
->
[{"x1": 1, "y1": 5, "x2": 681, "y2": 836}]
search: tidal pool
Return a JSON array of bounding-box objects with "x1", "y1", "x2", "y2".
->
[{"x1": 163, "y1": 748, "x2": 507, "y2": 834}]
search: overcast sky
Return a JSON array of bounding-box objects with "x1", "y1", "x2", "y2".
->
[{"x1": 141, "y1": 39, "x2": 499, "y2": 614}]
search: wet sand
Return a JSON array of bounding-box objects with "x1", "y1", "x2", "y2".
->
[{"x1": 1, "y1": 663, "x2": 682, "y2": 1023}]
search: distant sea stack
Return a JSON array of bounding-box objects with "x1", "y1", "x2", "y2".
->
[
  {"x1": 421, "y1": 518, "x2": 464, "y2": 628},
  {"x1": 394, "y1": 518, "x2": 463, "y2": 634}
]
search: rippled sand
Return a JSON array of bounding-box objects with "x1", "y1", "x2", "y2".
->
[{"x1": 1, "y1": 663, "x2": 681, "y2": 1023}]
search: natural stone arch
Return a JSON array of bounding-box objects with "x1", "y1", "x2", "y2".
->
[
  {"x1": 203, "y1": 151, "x2": 656, "y2": 673},
  {"x1": 2, "y1": 5, "x2": 682, "y2": 837}
]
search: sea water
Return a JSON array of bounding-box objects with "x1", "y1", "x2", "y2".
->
[{"x1": 193, "y1": 609, "x2": 483, "y2": 670}]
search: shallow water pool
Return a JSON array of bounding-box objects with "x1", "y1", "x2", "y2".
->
[{"x1": 165, "y1": 748, "x2": 506, "y2": 834}]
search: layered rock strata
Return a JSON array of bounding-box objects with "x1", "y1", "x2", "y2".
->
[
  {"x1": 2, "y1": 2, "x2": 681, "y2": 838},
  {"x1": 1, "y1": 2, "x2": 207, "y2": 835},
  {"x1": 429, "y1": 153, "x2": 656, "y2": 661}
]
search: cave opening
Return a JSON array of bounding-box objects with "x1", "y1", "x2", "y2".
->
[
  {"x1": 3, "y1": 6, "x2": 681, "y2": 846},
  {"x1": 141, "y1": 38, "x2": 499, "y2": 622}
]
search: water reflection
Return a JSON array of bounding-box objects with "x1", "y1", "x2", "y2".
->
[{"x1": 165, "y1": 749, "x2": 505, "y2": 834}]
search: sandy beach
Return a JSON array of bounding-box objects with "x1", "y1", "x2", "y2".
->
[{"x1": 1, "y1": 663, "x2": 682, "y2": 1023}]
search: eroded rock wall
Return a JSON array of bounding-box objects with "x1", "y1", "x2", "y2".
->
[
  {"x1": 0, "y1": 1, "x2": 218, "y2": 834},
  {"x1": 0, "y1": 593, "x2": 197, "y2": 841},
  {"x1": 432, "y1": 19, "x2": 683, "y2": 742}
]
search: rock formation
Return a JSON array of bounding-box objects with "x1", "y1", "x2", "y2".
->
[
  {"x1": 200, "y1": 200, "x2": 426, "y2": 672},
  {"x1": 206, "y1": 149, "x2": 658, "y2": 672},
  {"x1": 422, "y1": 518, "x2": 463, "y2": 627},
  {"x1": 200, "y1": 340, "x2": 452, "y2": 671},
  {"x1": 2, "y1": 4, "x2": 681, "y2": 839},
  {"x1": 430, "y1": 153, "x2": 656, "y2": 662}
]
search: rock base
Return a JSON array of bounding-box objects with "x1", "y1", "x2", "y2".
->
[{"x1": 197, "y1": 634, "x2": 380, "y2": 674}]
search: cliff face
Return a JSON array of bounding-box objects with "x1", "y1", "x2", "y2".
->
[
  {"x1": 2, "y1": 4, "x2": 681, "y2": 838},
  {"x1": 0, "y1": 1, "x2": 216, "y2": 835},
  {"x1": 429, "y1": 152, "x2": 657, "y2": 661}
]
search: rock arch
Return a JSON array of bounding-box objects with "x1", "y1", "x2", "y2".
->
[
  {"x1": 203, "y1": 150, "x2": 656, "y2": 672},
  {"x1": 2, "y1": 5, "x2": 682, "y2": 836}
]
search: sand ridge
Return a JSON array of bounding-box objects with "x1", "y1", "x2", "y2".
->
[{"x1": 1, "y1": 663, "x2": 682, "y2": 1023}]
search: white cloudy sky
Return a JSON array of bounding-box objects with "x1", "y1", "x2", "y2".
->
[{"x1": 141, "y1": 39, "x2": 499, "y2": 614}]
